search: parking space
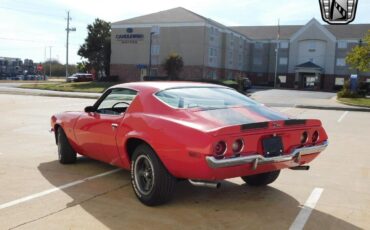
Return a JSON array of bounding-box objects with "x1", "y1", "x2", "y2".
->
[{"x1": 0, "y1": 94, "x2": 369, "y2": 229}]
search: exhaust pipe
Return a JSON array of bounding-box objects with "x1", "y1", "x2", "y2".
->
[
  {"x1": 290, "y1": 165, "x2": 310, "y2": 170},
  {"x1": 188, "y1": 179, "x2": 221, "y2": 189}
]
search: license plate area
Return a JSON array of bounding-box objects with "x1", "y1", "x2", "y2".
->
[{"x1": 262, "y1": 136, "x2": 284, "y2": 158}]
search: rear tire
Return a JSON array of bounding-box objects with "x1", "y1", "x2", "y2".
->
[
  {"x1": 131, "y1": 144, "x2": 176, "y2": 206},
  {"x1": 241, "y1": 170, "x2": 280, "y2": 186},
  {"x1": 57, "y1": 128, "x2": 77, "y2": 164}
]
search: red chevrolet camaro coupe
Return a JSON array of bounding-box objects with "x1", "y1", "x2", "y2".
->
[{"x1": 51, "y1": 82, "x2": 328, "y2": 206}]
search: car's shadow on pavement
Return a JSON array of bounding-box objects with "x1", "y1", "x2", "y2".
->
[{"x1": 38, "y1": 157, "x2": 361, "y2": 230}]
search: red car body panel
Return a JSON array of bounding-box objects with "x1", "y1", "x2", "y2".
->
[{"x1": 51, "y1": 82, "x2": 328, "y2": 180}]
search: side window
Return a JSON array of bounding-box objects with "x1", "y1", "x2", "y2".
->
[{"x1": 96, "y1": 88, "x2": 137, "y2": 115}]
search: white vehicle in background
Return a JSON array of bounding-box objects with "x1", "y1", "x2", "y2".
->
[{"x1": 66, "y1": 73, "x2": 93, "y2": 82}]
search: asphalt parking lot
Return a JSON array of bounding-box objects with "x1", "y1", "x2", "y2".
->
[{"x1": 0, "y1": 94, "x2": 369, "y2": 230}]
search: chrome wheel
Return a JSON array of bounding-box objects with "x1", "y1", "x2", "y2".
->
[{"x1": 134, "y1": 154, "x2": 155, "y2": 196}]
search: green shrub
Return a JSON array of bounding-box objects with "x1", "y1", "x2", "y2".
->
[{"x1": 337, "y1": 80, "x2": 364, "y2": 98}]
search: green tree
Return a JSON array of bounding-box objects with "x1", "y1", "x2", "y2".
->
[
  {"x1": 78, "y1": 18, "x2": 111, "y2": 79},
  {"x1": 346, "y1": 30, "x2": 370, "y2": 72},
  {"x1": 163, "y1": 53, "x2": 184, "y2": 80},
  {"x1": 43, "y1": 59, "x2": 77, "y2": 77},
  {"x1": 77, "y1": 61, "x2": 89, "y2": 73}
]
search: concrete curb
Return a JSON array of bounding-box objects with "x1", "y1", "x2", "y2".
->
[
  {"x1": 335, "y1": 99, "x2": 370, "y2": 109},
  {"x1": 296, "y1": 105, "x2": 370, "y2": 112}
]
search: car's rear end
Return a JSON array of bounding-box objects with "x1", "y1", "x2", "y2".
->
[
  {"x1": 153, "y1": 85, "x2": 328, "y2": 182},
  {"x1": 200, "y1": 118, "x2": 328, "y2": 180}
]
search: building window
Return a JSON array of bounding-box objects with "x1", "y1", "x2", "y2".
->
[
  {"x1": 338, "y1": 41, "x2": 347, "y2": 49},
  {"x1": 279, "y1": 57, "x2": 288, "y2": 65},
  {"x1": 207, "y1": 71, "x2": 217, "y2": 80},
  {"x1": 255, "y1": 43, "x2": 263, "y2": 49},
  {"x1": 308, "y1": 41, "x2": 316, "y2": 52},
  {"x1": 209, "y1": 47, "x2": 217, "y2": 57},
  {"x1": 151, "y1": 45, "x2": 160, "y2": 56},
  {"x1": 279, "y1": 75, "x2": 287, "y2": 83},
  {"x1": 280, "y1": 41, "x2": 289, "y2": 49},
  {"x1": 336, "y1": 58, "x2": 346, "y2": 66},
  {"x1": 209, "y1": 47, "x2": 218, "y2": 65},
  {"x1": 227, "y1": 71, "x2": 233, "y2": 80},
  {"x1": 253, "y1": 56, "x2": 262, "y2": 65},
  {"x1": 335, "y1": 77, "x2": 345, "y2": 86},
  {"x1": 227, "y1": 51, "x2": 233, "y2": 66}
]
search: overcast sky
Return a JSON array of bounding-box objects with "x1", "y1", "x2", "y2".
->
[{"x1": 0, "y1": 0, "x2": 369, "y2": 65}]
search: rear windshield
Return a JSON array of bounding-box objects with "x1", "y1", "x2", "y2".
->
[{"x1": 155, "y1": 87, "x2": 259, "y2": 109}]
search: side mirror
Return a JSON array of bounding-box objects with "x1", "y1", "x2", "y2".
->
[{"x1": 84, "y1": 106, "x2": 96, "y2": 113}]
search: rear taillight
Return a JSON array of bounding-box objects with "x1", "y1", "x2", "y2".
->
[
  {"x1": 232, "y1": 139, "x2": 244, "y2": 153},
  {"x1": 312, "y1": 130, "x2": 319, "y2": 143},
  {"x1": 301, "y1": 131, "x2": 308, "y2": 144},
  {"x1": 214, "y1": 141, "x2": 227, "y2": 157}
]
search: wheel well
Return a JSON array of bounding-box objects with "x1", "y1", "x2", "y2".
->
[
  {"x1": 126, "y1": 138, "x2": 150, "y2": 161},
  {"x1": 54, "y1": 124, "x2": 61, "y2": 145}
]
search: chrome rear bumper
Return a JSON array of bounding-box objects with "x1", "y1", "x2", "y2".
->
[{"x1": 205, "y1": 140, "x2": 328, "y2": 169}]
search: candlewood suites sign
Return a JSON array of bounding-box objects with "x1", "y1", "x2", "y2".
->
[{"x1": 116, "y1": 28, "x2": 144, "y2": 44}]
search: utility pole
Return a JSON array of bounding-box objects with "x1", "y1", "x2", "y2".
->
[
  {"x1": 65, "y1": 11, "x2": 76, "y2": 80},
  {"x1": 49, "y1": 46, "x2": 52, "y2": 78}
]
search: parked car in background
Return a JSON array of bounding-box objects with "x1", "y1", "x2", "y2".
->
[
  {"x1": 51, "y1": 82, "x2": 328, "y2": 206},
  {"x1": 67, "y1": 73, "x2": 93, "y2": 82},
  {"x1": 13, "y1": 75, "x2": 24, "y2": 80}
]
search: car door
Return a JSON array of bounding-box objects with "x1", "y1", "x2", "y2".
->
[{"x1": 74, "y1": 88, "x2": 137, "y2": 165}]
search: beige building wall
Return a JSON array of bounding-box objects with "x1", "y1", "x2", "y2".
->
[{"x1": 111, "y1": 26, "x2": 206, "y2": 66}]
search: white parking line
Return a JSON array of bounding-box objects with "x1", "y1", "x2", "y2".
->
[
  {"x1": 0, "y1": 168, "x2": 121, "y2": 210},
  {"x1": 337, "y1": 111, "x2": 349, "y2": 123},
  {"x1": 289, "y1": 187, "x2": 324, "y2": 230}
]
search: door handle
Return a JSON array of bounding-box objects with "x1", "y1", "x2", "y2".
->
[{"x1": 111, "y1": 123, "x2": 118, "y2": 129}]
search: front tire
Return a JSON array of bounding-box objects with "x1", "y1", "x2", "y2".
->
[
  {"x1": 241, "y1": 170, "x2": 280, "y2": 186},
  {"x1": 131, "y1": 144, "x2": 176, "y2": 206},
  {"x1": 57, "y1": 128, "x2": 77, "y2": 164}
]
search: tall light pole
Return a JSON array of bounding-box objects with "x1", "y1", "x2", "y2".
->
[
  {"x1": 148, "y1": 26, "x2": 160, "y2": 77},
  {"x1": 274, "y1": 19, "x2": 280, "y2": 88},
  {"x1": 148, "y1": 31, "x2": 154, "y2": 77},
  {"x1": 65, "y1": 11, "x2": 76, "y2": 80}
]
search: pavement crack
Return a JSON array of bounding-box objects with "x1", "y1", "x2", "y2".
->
[{"x1": 8, "y1": 183, "x2": 131, "y2": 230}]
